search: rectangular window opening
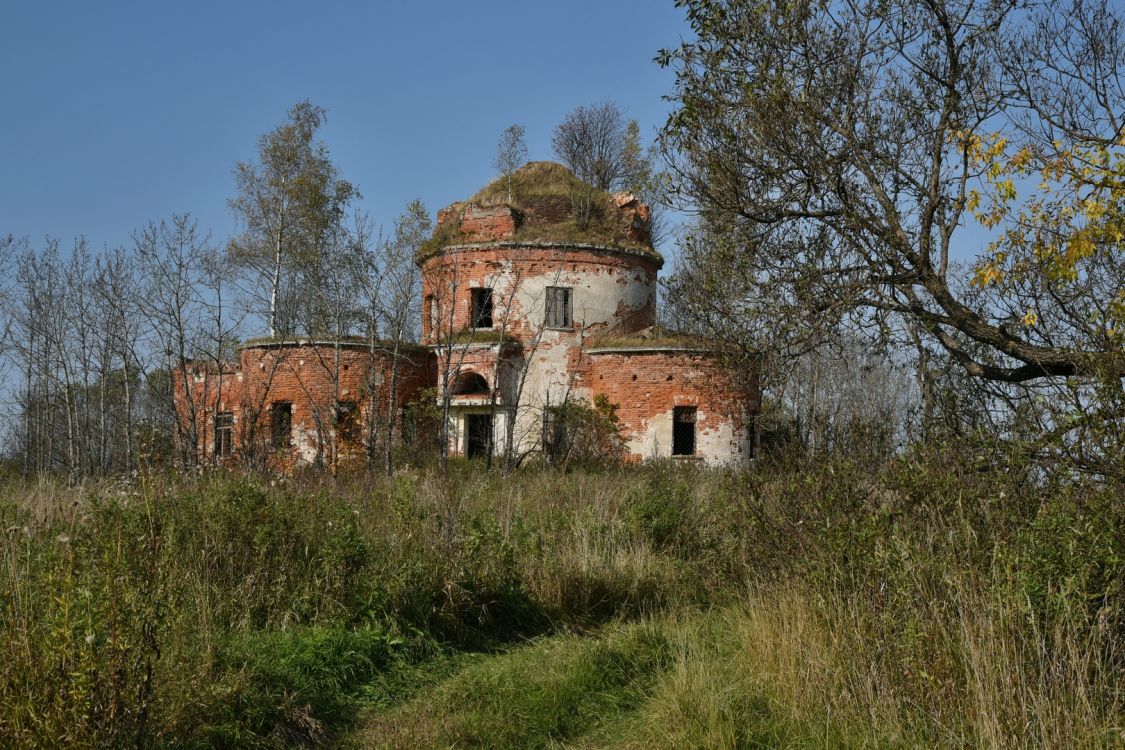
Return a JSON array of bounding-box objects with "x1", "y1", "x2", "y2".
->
[
  {"x1": 270, "y1": 402, "x2": 292, "y2": 449},
  {"x1": 545, "y1": 286, "x2": 573, "y2": 328},
  {"x1": 336, "y1": 401, "x2": 358, "y2": 443},
  {"x1": 672, "y1": 406, "x2": 696, "y2": 456},
  {"x1": 471, "y1": 287, "x2": 493, "y2": 329},
  {"x1": 426, "y1": 294, "x2": 437, "y2": 337},
  {"x1": 214, "y1": 412, "x2": 234, "y2": 457}
]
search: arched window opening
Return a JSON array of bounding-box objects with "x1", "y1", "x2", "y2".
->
[{"x1": 451, "y1": 371, "x2": 489, "y2": 396}]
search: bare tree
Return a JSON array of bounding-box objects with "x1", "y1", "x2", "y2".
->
[
  {"x1": 552, "y1": 102, "x2": 662, "y2": 232},
  {"x1": 292, "y1": 210, "x2": 369, "y2": 469},
  {"x1": 93, "y1": 248, "x2": 143, "y2": 473},
  {"x1": 423, "y1": 255, "x2": 502, "y2": 476},
  {"x1": 482, "y1": 269, "x2": 523, "y2": 472},
  {"x1": 135, "y1": 216, "x2": 212, "y2": 469},
  {"x1": 493, "y1": 124, "x2": 528, "y2": 204},
  {"x1": 552, "y1": 102, "x2": 630, "y2": 191},
  {"x1": 7, "y1": 238, "x2": 149, "y2": 477},
  {"x1": 197, "y1": 246, "x2": 241, "y2": 468}
]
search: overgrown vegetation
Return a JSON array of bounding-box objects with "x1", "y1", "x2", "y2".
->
[
  {"x1": 470, "y1": 160, "x2": 592, "y2": 206},
  {"x1": 1, "y1": 445, "x2": 1120, "y2": 748},
  {"x1": 587, "y1": 326, "x2": 714, "y2": 351},
  {"x1": 416, "y1": 162, "x2": 661, "y2": 262}
]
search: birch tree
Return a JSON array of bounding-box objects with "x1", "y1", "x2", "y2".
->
[
  {"x1": 228, "y1": 100, "x2": 357, "y2": 338},
  {"x1": 368, "y1": 201, "x2": 427, "y2": 475}
]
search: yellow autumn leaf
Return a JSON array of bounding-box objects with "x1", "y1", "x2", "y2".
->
[
  {"x1": 1084, "y1": 198, "x2": 1108, "y2": 222},
  {"x1": 1010, "y1": 146, "x2": 1035, "y2": 170},
  {"x1": 972, "y1": 261, "x2": 1004, "y2": 288}
]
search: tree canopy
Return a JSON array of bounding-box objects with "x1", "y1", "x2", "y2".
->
[
  {"x1": 659, "y1": 0, "x2": 1125, "y2": 384},
  {"x1": 228, "y1": 101, "x2": 358, "y2": 338}
]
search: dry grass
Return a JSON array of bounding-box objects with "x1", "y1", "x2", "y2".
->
[
  {"x1": 0, "y1": 453, "x2": 1121, "y2": 748},
  {"x1": 470, "y1": 161, "x2": 591, "y2": 206},
  {"x1": 616, "y1": 579, "x2": 1122, "y2": 749},
  {"x1": 586, "y1": 326, "x2": 712, "y2": 351}
]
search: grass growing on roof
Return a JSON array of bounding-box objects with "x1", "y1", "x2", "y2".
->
[
  {"x1": 470, "y1": 160, "x2": 594, "y2": 206},
  {"x1": 240, "y1": 335, "x2": 429, "y2": 351},
  {"x1": 432, "y1": 328, "x2": 518, "y2": 346},
  {"x1": 587, "y1": 327, "x2": 718, "y2": 351},
  {"x1": 417, "y1": 161, "x2": 662, "y2": 262}
]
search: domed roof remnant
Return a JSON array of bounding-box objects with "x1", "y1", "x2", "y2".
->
[{"x1": 417, "y1": 161, "x2": 660, "y2": 263}]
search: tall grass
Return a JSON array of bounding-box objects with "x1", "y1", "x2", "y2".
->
[
  {"x1": 363, "y1": 622, "x2": 672, "y2": 749},
  {"x1": 0, "y1": 446, "x2": 1120, "y2": 747}
]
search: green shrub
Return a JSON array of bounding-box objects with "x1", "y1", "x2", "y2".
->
[
  {"x1": 195, "y1": 625, "x2": 407, "y2": 747},
  {"x1": 1012, "y1": 484, "x2": 1125, "y2": 628},
  {"x1": 624, "y1": 467, "x2": 691, "y2": 550}
]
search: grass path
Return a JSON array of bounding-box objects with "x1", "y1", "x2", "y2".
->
[
  {"x1": 339, "y1": 610, "x2": 918, "y2": 750},
  {"x1": 343, "y1": 621, "x2": 672, "y2": 749}
]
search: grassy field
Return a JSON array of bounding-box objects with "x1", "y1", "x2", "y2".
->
[{"x1": 0, "y1": 445, "x2": 1121, "y2": 748}]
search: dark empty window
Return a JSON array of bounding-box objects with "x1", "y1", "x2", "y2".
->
[
  {"x1": 542, "y1": 406, "x2": 568, "y2": 463},
  {"x1": 471, "y1": 287, "x2": 493, "y2": 328},
  {"x1": 336, "y1": 401, "x2": 357, "y2": 443},
  {"x1": 545, "y1": 286, "x2": 572, "y2": 328},
  {"x1": 425, "y1": 295, "x2": 436, "y2": 337},
  {"x1": 672, "y1": 406, "x2": 696, "y2": 456},
  {"x1": 270, "y1": 402, "x2": 292, "y2": 449},
  {"x1": 214, "y1": 412, "x2": 233, "y2": 457}
]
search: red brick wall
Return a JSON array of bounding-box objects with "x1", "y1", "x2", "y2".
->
[
  {"x1": 435, "y1": 193, "x2": 647, "y2": 246},
  {"x1": 433, "y1": 344, "x2": 507, "y2": 402},
  {"x1": 519, "y1": 196, "x2": 571, "y2": 226},
  {"x1": 586, "y1": 349, "x2": 760, "y2": 463},
  {"x1": 457, "y1": 204, "x2": 519, "y2": 242},
  {"x1": 174, "y1": 342, "x2": 434, "y2": 469}
]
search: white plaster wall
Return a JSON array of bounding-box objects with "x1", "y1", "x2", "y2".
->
[
  {"x1": 479, "y1": 255, "x2": 656, "y2": 458},
  {"x1": 293, "y1": 422, "x2": 321, "y2": 464},
  {"x1": 446, "y1": 405, "x2": 510, "y2": 457},
  {"x1": 632, "y1": 408, "x2": 746, "y2": 467}
]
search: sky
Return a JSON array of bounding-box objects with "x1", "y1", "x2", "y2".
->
[{"x1": 1, "y1": 1, "x2": 691, "y2": 254}]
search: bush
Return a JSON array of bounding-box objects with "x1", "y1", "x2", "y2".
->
[
  {"x1": 196, "y1": 625, "x2": 408, "y2": 747},
  {"x1": 1012, "y1": 485, "x2": 1125, "y2": 628}
]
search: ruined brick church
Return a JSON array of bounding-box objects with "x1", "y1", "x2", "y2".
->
[{"x1": 175, "y1": 162, "x2": 759, "y2": 468}]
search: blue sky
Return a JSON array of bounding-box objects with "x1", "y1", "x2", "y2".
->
[{"x1": 1, "y1": 1, "x2": 690, "y2": 252}]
